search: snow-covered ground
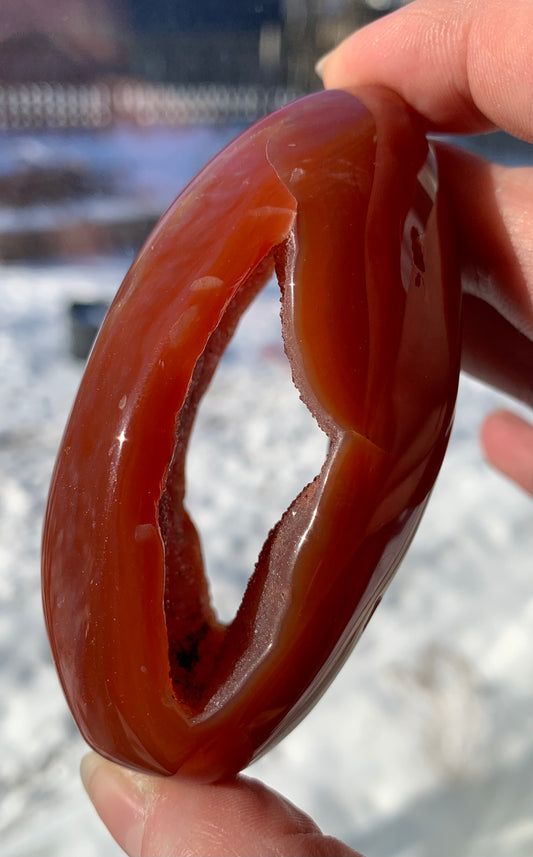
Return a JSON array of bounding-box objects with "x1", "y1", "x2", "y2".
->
[{"x1": 1, "y1": 126, "x2": 533, "y2": 857}]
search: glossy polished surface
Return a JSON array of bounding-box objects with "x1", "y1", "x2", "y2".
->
[{"x1": 42, "y1": 88, "x2": 461, "y2": 780}]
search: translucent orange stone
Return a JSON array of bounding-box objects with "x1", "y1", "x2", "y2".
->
[{"x1": 42, "y1": 88, "x2": 461, "y2": 780}]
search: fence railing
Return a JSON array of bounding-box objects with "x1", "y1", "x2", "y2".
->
[{"x1": 0, "y1": 81, "x2": 304, "y2": 130}]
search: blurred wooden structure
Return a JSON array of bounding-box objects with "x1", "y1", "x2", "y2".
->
[{"x1": 0, "y1": 80, "x2": 303, "y2": 129}]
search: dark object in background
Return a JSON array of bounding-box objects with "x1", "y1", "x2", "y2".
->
[
  {"x1": 0, "y1": 163, "x2": 114, "y2": 207},
  {"x1": 69, "y1": 300, "x2": 109, "y2": 359}
]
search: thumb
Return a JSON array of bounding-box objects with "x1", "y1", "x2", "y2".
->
[{"x1": 80, "y1": 752, "x2": 361, "y2": 857}]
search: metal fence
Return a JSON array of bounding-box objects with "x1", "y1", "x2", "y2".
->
[{"x1": 0, "y1": 81, "x2": 304, "y2": 130}]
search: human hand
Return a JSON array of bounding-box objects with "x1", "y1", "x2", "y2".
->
[
  {"x1": 80, "y1": 3, "x2": 533, "y2": 856},
  {"x1": 318, "y1": 0, "x2": 533, "y2": 496},
  {"x1": 80, "y1": 752, "x2": 360, "y2": 856}
]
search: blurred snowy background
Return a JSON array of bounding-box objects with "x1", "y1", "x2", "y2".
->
[{"x1": 2, "y1": 2, "x2": 533, "y2": 856}]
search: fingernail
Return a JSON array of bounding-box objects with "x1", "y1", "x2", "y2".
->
[
  {"x1": 81, "y1": 752, "x2": 146, "y2": 856},
  {"x1": 315, "y1": 49, "x2": 335, "y2": 80}
]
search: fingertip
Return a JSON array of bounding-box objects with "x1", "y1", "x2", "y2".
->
[
  {"x1": 314, "y1": 30, "x2": 364, "y2": 90},
  {"x1": 78, "y1": 756, "x2": 360, "y2": 857},
  {"x1": 80, "y1": 752, "x2": 149, "y2": 856},
  {"x1": 314, "y1": 0, "x2": 533, "y2": 136},
  {"x1": 481, "y1": 409, "x2": 533, "y2": 496},
  {"x1": 315, "y1": 48, "x2": 334, "y2": 82},
  {"x1": 479, "y1": 408, "x2": 505, "y2": 467}
]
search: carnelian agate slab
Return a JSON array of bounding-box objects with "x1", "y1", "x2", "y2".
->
[{"x1": 42, "y1": 89, "x2": 461, "y2": 781}]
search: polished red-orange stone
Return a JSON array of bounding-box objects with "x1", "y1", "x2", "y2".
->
[{"x1": 42, "y1": 88, "x2": 461, "y2": 781}]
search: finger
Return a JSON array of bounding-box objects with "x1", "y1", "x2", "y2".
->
[
  {"x1": 80, "y1": 752, "x2": 361, "y2": 857},
  {"x1": 431, "y1": 144, "x2": 533, "y2": 409},
  {"x1": 317, "y1": 0, "x2": 533, "y2": 140},
  {"x1": 462, "y1": 294, "x2": 533, "y2": 411},
  {"x1": 481, "y1": 410, "x2": 533, "y2": 495},
  {"x1": 436, "y1": 145, "x2": 533, "y2": 339}
]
